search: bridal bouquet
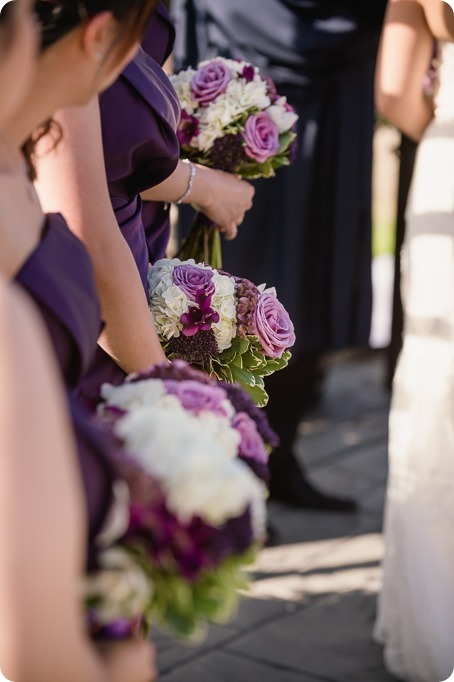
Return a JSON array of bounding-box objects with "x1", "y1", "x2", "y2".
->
[
  {"x1": 170, "y1": 57, "x2": 298, "y2": 266},
  {"x1": 148, "y1": 258, "x2": 295, "y2": 406},
  {"x1": 85, "y1": 361, "x2": 270, "y2": 640}
]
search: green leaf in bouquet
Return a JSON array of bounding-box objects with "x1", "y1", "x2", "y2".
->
[
  {"x1": 278, "y1": 130, "x2": 296, "y2": 154},
  {"x1": 242, "y1": 348, "x2": 265, "y2": 371},
  {"x1": 243, "y1": 382, "x2": 269, "y2": 407},
  {"x1": 231, "y1": 353, "x2": 244, "y2": 369},
  {"x1": 271, "y1": 154, "x2": 291, "y2": 170},
  {"x1": 211, "y1": 358, "x2": 234, "y2": 383},
  {"x1": 232, "y1": 335, "x2": 251, "y2": 356},
  {"x1": 230, "y1": 364, "x2": 256, "y2": 387}
]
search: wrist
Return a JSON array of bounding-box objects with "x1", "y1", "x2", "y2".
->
[
  {"x1": 187, "y1": 163, "x2": 216, "y2": 212},
  {"x1": 174, "y1": 160, "x2": 196, "y2": 204}
]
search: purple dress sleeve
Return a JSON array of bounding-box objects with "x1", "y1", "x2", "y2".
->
[{"x1": 99, "y1": 11, "x2": 180, "y2": 291}]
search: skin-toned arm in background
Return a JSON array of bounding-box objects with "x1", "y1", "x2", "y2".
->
[
  {"x1": 34, "y1": 97, "x2": 167, "y2": 373},
  {"x1": 419, "y1": 0, "x2": 454, "y2": 39},
  {"x1": 375, "y1": 0, "x2": 435, "y2": 141},
  {"x1": 141, "y1": 158, "x2": 255, "y2": 241},
  {"x1": 0, "y1": 282, "x2": 156, "y2": 682}
]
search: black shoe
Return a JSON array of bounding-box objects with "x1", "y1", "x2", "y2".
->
[
  {"x1": 265, "y1": 522, "x2": 279, "y2": 547},
  {"x1": 269, "y1": 468, "x2": 357, "y2": 512}
]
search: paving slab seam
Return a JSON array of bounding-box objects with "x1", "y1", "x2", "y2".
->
[
  {"x1": 306, "y1": 434, "x2": 388, "y2": 472},
  {"x1": 158, "y1": 599, "x2": 315, "y2": 676},
  {"x1": 220, "y1": 647, "x2": 341, "y2": 682}
]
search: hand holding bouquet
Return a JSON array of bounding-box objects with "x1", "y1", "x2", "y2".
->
[
  {"x1": 85, "y1": 362, "x2": 274, "y2": 641},
  {"x1": 148, "y1": 258, "x2": 295, "y2": 406},
  {"x1": 171, "y1": 57, "x2": 298, "y2": 266}
]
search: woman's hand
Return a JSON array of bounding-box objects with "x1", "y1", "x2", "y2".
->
[
  {"x1": 141, "y1": 160, "x2": 255, "y2": 240},
  {"x1": 96, "y1": 637, "x2": 157, "y2": 682},
  {"x1": 191, "y1": 164, "x2": 255, "y2": 240}
]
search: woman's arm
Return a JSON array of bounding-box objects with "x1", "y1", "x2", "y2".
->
[
  {"x1": 0, "y1": 282, "x2": 157, "y2": 682},
  {"x1": 141, "y1": 159, "x2": 255, "y2": 240},
  {"x1": 375, "y1": 0, "x2": 435, "y2": 141},
  {"x1": 34, "y1": 97, "x2": 166, "y2": 373},
  {"x1": 419, "y1": 0, "x2": 454, "y2": 40},
  {"x1": 0, "y1": 283, "x2": 106, "y2": 682}
]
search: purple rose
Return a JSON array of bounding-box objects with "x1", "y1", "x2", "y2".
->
[
  {"x1": 232, "y1": 412, "x2": 268, "y2": 464},
  {"x1": 177, "y1": 110, "x2": 200, "y2": 146},
  {"x1": 165, "y1": 380, "x2": 229, "y2": 416},
  {"x1": 243, "y1": 113, "x2": 280, "y2": 164},
  {"x1": 191, "y1": 60, "x2": 232, "y2": 106},
  {"x1": 173, "y1": 264, "x2": 215, "y2": 301},
  {"x1": 254, "y1": 293, "x2": 296, "y2": 358}
]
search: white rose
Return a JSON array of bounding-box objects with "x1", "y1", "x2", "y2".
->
[{"x1": 266, "y1": 102, "x2": 298, "y2": 133}]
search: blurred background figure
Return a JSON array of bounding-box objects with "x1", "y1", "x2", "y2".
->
[
  {"x1": 172, "y1": 0, "x2": 387, "y2": 511},
  {"x1": 374, "y1": 0, "x2": 454, "y2": 679}
]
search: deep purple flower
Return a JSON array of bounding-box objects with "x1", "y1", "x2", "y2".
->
[
  {"x1": 233, "y1": 412, "x2": 268, "y2": 464},
  {"x1": 191, "y1": 60, "x2": 232, "y2": 106},
  {"x1": 242, "y1": 64, "x2": 255, "y2": 82},
  {"x1": 243, "y1": 113, "x2": 280, "y2": 164},
  {"x1": 254, "y1": 293, "x2": 296, "y2": 358},
  {"x1": 177, "y1": 110, "x2": 200, "y2": 146},
  {"x1": 173, "y1": 263, "x2": 215, "y2": 301},
  {"x1": 262, "y1": 75, "x2": 278, "y2": 103},
  {"x1": 180, "y1": 290, "x2": 220, "y2": 336},
  {"x1": 165, "y1": 380, "x2": 229, "y2": 416}
]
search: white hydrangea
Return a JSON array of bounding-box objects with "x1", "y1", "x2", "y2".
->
[
  {"x1": 151, "y1": 309, "x2": 182, "y2": 339},
  {"x1": 100, "y1": 378, "x2": 166, "y2": 412},
  {"x1": 112, "y1": 397, "x2": 264, "y2": 528},
  {"x1": 169, "y1": 69, "x2": 198, "y2": 114},
  {"x1": 212, "y1": 317, "x2": 237, "y2": 352},
  {"x1": 190, "y1": 121, "x2": 224, "y2": 152}
]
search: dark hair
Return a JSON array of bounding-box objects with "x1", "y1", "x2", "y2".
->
[
  {"x1": 23, "y1": 0, "x2": 158, "y2": 178},
  {"x1": 34, "y1": 0, "x2": 157, "y2": 55}
]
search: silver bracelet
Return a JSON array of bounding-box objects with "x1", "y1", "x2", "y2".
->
[{"x1": 175, "y1": 160, "x2": 196, "y2": 204}]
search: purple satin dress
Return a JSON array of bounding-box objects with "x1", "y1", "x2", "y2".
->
[
  {"x1": 79, "y1": 4, "x2": 180, "y2": 407},
  {"x1": 100, "y1": 3, "x2": 179, "y2": 286},
  {"x1": 15, "y1": 214, "x2": 115, "y2": 569}
]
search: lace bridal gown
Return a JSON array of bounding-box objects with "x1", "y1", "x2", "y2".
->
[{"x1": 374, "y1": 42, "x2": 454, "y2": 682}]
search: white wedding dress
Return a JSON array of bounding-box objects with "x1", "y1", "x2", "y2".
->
[{"x1": 374, "y1": 42, "x2": 454, "y2": 682}]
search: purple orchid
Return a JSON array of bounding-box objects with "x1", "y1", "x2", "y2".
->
[{"x1": 180, "y1": 289, "x2": 220, "y2": 336}]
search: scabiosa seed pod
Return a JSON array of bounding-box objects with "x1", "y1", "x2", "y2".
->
[
  {"x1": 209, "y1": 133, "x2": 246, "y2": 172},
  {"x1": 168, "y1": 329, "x2": 220, "y2": 365}
]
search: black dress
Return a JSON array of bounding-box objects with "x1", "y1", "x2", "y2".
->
[{"x1": 172, "y1": 0, "x2": 386, "y2": 493}]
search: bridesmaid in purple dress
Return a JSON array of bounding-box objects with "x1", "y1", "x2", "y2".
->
[
  {"x1": 34, "y1": 1, "x2": 255, "y2": 409},
  {"x1": 0, "y1": 0, "x2": 160, "y2": 678}
]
